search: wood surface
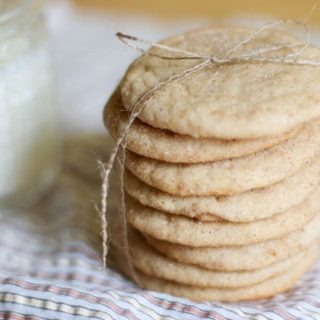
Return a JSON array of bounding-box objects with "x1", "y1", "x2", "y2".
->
[{"x1": 74, "y1": 0, "x2": 320, "y2": 26}]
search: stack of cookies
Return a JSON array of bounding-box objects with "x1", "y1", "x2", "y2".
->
[{"x1": 104, "y1": 26, "x2": 320, "y2": 302}]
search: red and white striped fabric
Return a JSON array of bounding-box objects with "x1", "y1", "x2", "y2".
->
[{"x1": 0, "y1": 191, "x2": 320, "y2": 320}]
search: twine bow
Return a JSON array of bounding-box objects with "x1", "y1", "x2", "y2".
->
[{"x1": 97, "y1": 20, "x2": 320, "y2": 282}]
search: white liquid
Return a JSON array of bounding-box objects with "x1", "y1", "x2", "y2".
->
[{"x1": 0, "y1": 14, "x2": 61, "y2": 206}]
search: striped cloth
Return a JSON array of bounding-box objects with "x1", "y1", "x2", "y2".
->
[
  {"x1": 1, "y1": 134, "x2": 320, "y2": 320},
  {"x1": 1, "y1": 1, "x2": 319, "y2": 318}
]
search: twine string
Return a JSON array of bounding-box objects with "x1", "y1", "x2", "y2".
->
[{"x1": 98, "y1": 20, "x2": 320, "y2": 278}]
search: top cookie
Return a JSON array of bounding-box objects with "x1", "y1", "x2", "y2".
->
[{"x1": 121, "y1": 26, "x2": 320, "y2": 139}]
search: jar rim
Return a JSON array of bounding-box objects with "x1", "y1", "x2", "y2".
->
[{"x1": 0, "y1": 0, "x2": 43, "y2": 26}]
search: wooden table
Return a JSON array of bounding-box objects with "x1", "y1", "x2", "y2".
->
[{"x1": 74, "y1": 0, "x2": 320, "y2": 26}]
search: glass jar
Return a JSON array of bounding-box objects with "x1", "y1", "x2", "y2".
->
[{"x1": 0, "y1": 0, "x2": 61, "y2": 207}]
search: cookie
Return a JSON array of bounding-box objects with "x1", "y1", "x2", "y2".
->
[
  {"x1": 135, "y1": 244, "x2": 317, "y2": 302},
  {"x1": 125, "y1": 119, "x2": 320, "y2": 196},
  {"x1": 126, "y1": 186, "x2": 318, "y2": 247},
  {"x1": 104, "y1": 88, "x2": 297, "y2": 163},
  {"x1": 124, "y1": 157, "x2": 320, "y2": 222},
  {"x1": 130, "y1": 229, "x2": 305, "y2": 288},
  {"x1": 145, "y1": 214, "x2": 320, "y2": 271},
  {"x1": 121, "y1": 26, "x2": 320, "y2": 139}
]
